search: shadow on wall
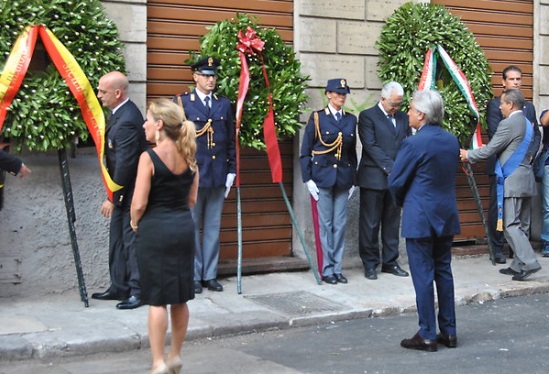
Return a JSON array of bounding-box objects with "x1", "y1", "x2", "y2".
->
[{"x1": 0, "y1": 148, "x2": 111, "y2": 299}]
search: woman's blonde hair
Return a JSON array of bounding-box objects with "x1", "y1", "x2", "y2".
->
[{"x1": 148, "y1": 98, "x2": 197, "y2": 172}]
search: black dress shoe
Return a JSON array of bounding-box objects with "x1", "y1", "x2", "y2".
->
[
  {"x1": 436, "y1": 333, "x2": 457, "y2": 348},
  {"x1": 323, "y1": 275, "x2": 337, "y2": 284},
  {"x1": 499, "y1": 267, "x2": 519, "y2": 276},
  {"x1": 194, "y1": 281, "x2": 203, "y2": 294},
  {"x1": 381, "y1": 264, "x2": 409, "y2": 277},
  {"x1": 91, "y1": 290, "x2": 125, "y2": 301},
  {"x1": 116, "y1": 295, "x2": 142, "y2": 310},
  {"x1": 364, "y1": 268, "x2": 377, "y2": 280},
  {"x1": 400, "y1": 332, "x2": 437, "y2": 352},
  {"x1": 334, "y1": 273, "x2": 348, "y2": 284},
  {"x1": 491, "y1": 254, "x2": 507, "y2": 264},
  {"x1": 204, "y1": 279, "x2": 223, "y2": 292},
  {"x1": 512, "y1": 267, "x2": 541, "y2": 281}
]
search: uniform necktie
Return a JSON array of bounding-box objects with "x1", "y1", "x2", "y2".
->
[
  {"x1": 335, "y1": 112, "x2": 341, "y2": 122},
  {"x1": 204, "y1": 96, "x2": 211, "y2": 115}
]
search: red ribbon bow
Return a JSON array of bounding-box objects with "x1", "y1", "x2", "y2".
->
[
  {"x1": 237, "y1": 26, "x2": 265, "y2": 55},
  {"x1": 234, "y1": 26, "x2": 282, "y2": 186}
]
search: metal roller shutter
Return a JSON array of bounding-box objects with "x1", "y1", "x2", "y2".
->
[{"x1": 147, "y1": 1, "x2": 303, "y2": 273}]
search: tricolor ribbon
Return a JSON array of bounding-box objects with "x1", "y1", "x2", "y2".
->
[
  {"x1": 0, "y1": 25, "x2": 121, "y2": 200},
  {"x1": 418, "y1": 45, "x2": 483, "y2": 149},
  {"x1": 235, "y1": 26, "x2": 283, "y2": 186}
]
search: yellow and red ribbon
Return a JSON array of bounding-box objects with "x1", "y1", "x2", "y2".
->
[
  {"x1": 0, "y1": 25, "x2": 121, "y2": 201},
  {"x1": 0, "y1": 26, "x2": 39, "y2": 129},
  {"x1": 235, "y1": 26, "x2": 282, "y2": 185}
]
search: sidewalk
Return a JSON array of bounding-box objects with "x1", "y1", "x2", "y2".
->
[{"x1": 1, "y1": 254, "x2": 548, "y2": 362}]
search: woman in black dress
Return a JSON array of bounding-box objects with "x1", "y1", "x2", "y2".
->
[{"x1": 131, "y1": 98, "x2": 198, "y2": 374}]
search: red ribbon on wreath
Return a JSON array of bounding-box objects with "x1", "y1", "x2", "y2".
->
[{"x1": 235, "y1": 26, "x2": 282, "y2": 186}]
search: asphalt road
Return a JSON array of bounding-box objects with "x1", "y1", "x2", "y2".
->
[{"x1": 4, "y1": 293, "x2": 549, "y2": 374}]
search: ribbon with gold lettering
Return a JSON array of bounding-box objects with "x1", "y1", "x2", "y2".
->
[
  {"x1": 0, "y1": 25, "x2": 39, "y2": 130},
  {"x1": 0, "y1": 25, "x2": 121, "y2": 201},
  {"x1": 235, "y1": 26, "x2": 283, "y2": 185}
]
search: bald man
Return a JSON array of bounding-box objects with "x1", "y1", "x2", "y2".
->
[{"x1": 92, "y1": 71, "x2": 146, "y2": 310}]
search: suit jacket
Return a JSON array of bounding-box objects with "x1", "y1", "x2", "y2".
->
[
  {"x1": 104, "y1": 99, "x2": 146, "y2": 206},
  {"x1": 388, "y1": 125, "x2": 461, "y2": 238},
  {"x1": 486, "y1": 97, "x2": 539, "y2": 174},
  {"x1": 0, "y1": 150, "x2": 23, "y2": 175},
  {"x1": 300, "y1": 108, "x2": 357, "y2": 189},
  {"x1": 356, "y1": 104, "x2": 410, "y2": 190},
  {"x1": 468, "y1": 111, "x2": 537, "y2": 197},
  {"x1": 174, "y1": 90, "x2": 235, "y2": 188}
]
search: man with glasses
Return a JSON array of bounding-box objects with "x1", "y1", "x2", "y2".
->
[
  {"x1": 174, "y1": 56, "x2": 236, "y2": 294},
  {"x1": 357, "y1": 81, "x2": 411, "y2": 280}
]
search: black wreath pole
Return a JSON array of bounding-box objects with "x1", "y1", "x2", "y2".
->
[
  {"x1": 462, "y1": 162, "x2": 495, "y2": 265},
  {"x1": 58, "y1": 148, "x2": 89, "y2": 306}
]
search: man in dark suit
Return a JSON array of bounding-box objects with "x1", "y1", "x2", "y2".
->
[
  {"x1": 357, "y1": 82, "x2": 410, "y2": 280},
  {"x1": 389, "y1": 90, "x2": 460, "y2": 352},
  {"x1": 485, "y1": 65, "x2": 539, "y2": 264},
  {"x1": 463, "y1": 89, "x2": 542, "y2": 281},
  {"x1": 0, "y1": 147, "x2": 31, "y2": 177},
  {"x1": 92, "y1": 71, "x2": 146, "y2": 310},
  {"x1": 174, "y1": 56, "x2": 236, "y2": 294}
]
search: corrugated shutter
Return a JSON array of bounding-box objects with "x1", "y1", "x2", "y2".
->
[
  {"x1": 431, "y1": 0, "x2": 534, "y2": 241},
  {"x1": 146, "y1": 1, "x2": 297, "y2": 267}
]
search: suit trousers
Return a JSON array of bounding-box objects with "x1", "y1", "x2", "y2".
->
[
  {"x1": 406, "y1": 235, "x2": 456, "y2": 340},
  {"x1": 488, "y1": 175, "x2": 506, "y2": 255},
  {"x1": 358, "y1": 188, "x2": 401, "y2": 270},
  {"x1": 109, "y1": 204, "x2": 140, "y2": 298},
  {"x1": 504, "y1": 197, "x2": 541, "y2": 272},
  {"x1": 192, "y1": 186, "x2": 225, "y2": 281},
  {"x1": 317, "y1": 187, "x2": 349, "y2": 276}
]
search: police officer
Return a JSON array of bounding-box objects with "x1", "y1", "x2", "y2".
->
[
  {"x1": 300, "y1": 78, "x2": 357, "y2": 285},
  {"x1": 174, "y1": 56, "x2": 236, "y2": 293}
]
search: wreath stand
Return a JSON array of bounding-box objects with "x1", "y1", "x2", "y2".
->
[{"x1": 58, "y1": 148, "x2": 89, "y2": 306}]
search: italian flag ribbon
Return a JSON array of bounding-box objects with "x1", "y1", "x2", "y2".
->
[
  {"x1": 419, "y1": 45, "x2": 483, "y2": 149},
  {"x1": 0, "y1": 25, "x2": 121, "y2": 201},
  {"x1": 235, "y1": 26, "x2": 283, "y2": 186}
]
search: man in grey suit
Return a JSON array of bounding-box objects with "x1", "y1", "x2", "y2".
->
[
  {"x1": 357, "y1": 82, "x2": 411, "y2": 280},
  {"x1": 461, "y1": 89, "x2": 542, "y2": 281}
]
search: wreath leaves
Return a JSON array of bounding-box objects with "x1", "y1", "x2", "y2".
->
[
  {"x1": 376, "y1": 2, "x2": 493, "y2": 144},
  {"x1": 190, "y1": 13, "x2": 309, "y2": 150},
  {"x1": 0, "y1": 0, "x2": 126, "y2": 151}
]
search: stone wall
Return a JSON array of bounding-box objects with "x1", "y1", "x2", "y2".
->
[
  {"x1": 537, "y1": 0, "x2": 549, "y2": 111},
  {"x1": 0, "y1": 1, "x2": 147, "y2": 298}
]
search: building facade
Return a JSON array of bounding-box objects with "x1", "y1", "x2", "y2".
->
[{"x1": 1, "y1": 0, "x2": 546, "y2": 296}]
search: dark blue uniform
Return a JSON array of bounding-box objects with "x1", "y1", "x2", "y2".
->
[
  {"x1": 174, "y1": 90, "x2": 235, "y2": 284},
  {"x1": 300, "y1": 107, "x2": 357, "y2": 277}
]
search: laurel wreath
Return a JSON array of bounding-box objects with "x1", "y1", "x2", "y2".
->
[
  {"x1": 0, "y1": 0, "x2": 126, "y2": 151},
  {"x1": 376, "y1": 2, "x2": 493, "y2": 144},
  {"x1": 190, "y1": 13, "x2": 309, "y2": 150}
]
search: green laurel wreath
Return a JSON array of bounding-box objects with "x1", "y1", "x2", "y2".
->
[
  {"x1": 376, "y1": 2, "x2": 493, "y2": 144},
  {"x1": 0, "y1": 0, "x2": 126, "y2": 151},
  {"x1": 190, "y1": 13, "x2": 309, "y2": 150}
]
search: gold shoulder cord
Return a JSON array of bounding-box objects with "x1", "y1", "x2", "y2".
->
[
  {"x1": 311, "y1": 111, "x2": 342, "y2": 160},
  {"x1": 177, "y1": 95, "x2": 214, "y2": 149}
]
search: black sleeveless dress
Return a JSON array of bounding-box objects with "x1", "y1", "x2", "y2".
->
[{"x1": 135, "y1": 149, "x2": 195, "y2": 306}]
